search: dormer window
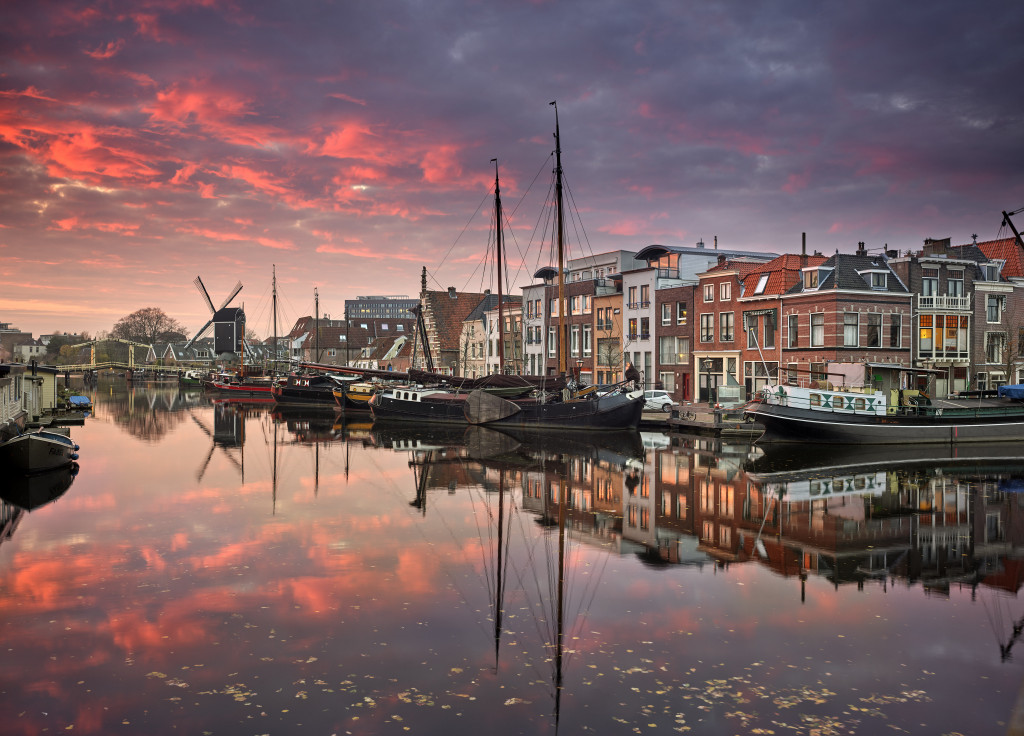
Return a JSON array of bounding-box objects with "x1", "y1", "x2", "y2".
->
[
  {"x1": 803, "y1": 270, "x2": 819, "y2": 289},
  {"x1": 754, "y1": 273, "x2": 769, "y2": 295},
  {"x1": 856, "y1": 269, "x2": 888, "y2": 290},
  {"x1": 984, "y1": 262, "x2": 1001, "y2": 281}
]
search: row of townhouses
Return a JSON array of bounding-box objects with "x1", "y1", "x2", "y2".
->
[{"x1": 480, "y1": 234, "x2": 1024, "y2": 403}]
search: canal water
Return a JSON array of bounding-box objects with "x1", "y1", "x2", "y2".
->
[{"x1": 1, "y1": 382, "x2": 1021, "y2": 735}]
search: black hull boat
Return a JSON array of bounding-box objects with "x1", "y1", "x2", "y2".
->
[
  {"x1": 369, "y1": 388, "x2": 470, "y2": 424},
  {"x1": 271, "y1": 374, "x2": 341, "y2": 406},
  {"x1": 464, "y1": 387, "x2": 645, "y2": 431},
  {"x1": 0, "y1": 429, "x2": 80, "y2": 472},
  {"x1": 748, "y1": 396, "x2": 1024, "y2": 445},
  {"x1": 746, "y1": 366, "x2": 1024, "y2": 445}
]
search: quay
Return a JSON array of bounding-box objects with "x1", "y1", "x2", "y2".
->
[{"x1": 666, "y1": 403, "x2": 762, "y2": 438}]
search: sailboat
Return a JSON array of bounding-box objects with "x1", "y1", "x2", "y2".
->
[
  {"x1": 463, "y1": 103, "x2": 645, "y2": 430},
  {"x1": 373, "y1": 105, "x2": 644, "y2": 430}
]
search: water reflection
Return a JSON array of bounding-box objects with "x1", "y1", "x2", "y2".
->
[{"x1": 1, "y1": 386, "x2": 1021, "y2": 735}]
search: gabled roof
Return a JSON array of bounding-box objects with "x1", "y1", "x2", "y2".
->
[
  {"x1": 701, "y1": 258, "x2": 766, "y2": 279},
  {"x1": 422, "y1": 290, "x2": 490, "y2": 352},
  {"x1": 974, "y1": 237, "x2": 1024, "y2": 279},
  {"x1": 791, "y1": 253, "x2": 909, "y2": 294},
  {"x1": 740, "y1": 253, "x2": 828, "y2": 297}
]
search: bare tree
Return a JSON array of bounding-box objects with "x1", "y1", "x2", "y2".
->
[{"x1": 111, "y1": 307, "x2": 188, "y2": 344}]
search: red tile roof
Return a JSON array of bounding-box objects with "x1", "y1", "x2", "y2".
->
[
  {"x1": 975, "y1": 237, "x2": 1024, "y2": 279},
  {"x1": 740, "y1": 253, "x2": 827, "y2": 296}
]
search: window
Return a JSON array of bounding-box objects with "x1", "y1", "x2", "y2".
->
[
  {"x1": 866, "y1": 314, "x2": 881, "y2": 348},
  {"x1": 763, "y1": 316, "x2": 775, "y2": 349},
  {"x1": 754, "y1": 273, "x2": 769, "y2": 295},
  {"x1": 888, "y1": 314, "x2": 900, "y2": 348},
  {"x1": 677, "y1": 302, "x2": 688, "y2": 325},
  {"x1": 628, "y1": 318, "x2": 638, "y2": 339},
  {"x1": 843, "y1": 313, "x2": 859, "y2": 347},
  {"x1": 921, "y1": 274, "x2": 938, "y2": 296},
  {"x1": 948, "y1": 275, "x2": 964, "y2": 297},
  {"x1": 640, "y1": 317, "x2": 650, "y2": 339},
  {"x1": 628, "y1": 286, "x2": 637, "y2": 308},
  {"x1": 746, "y1": 315, "x2": 759, "y2": 349},
  {"x1": 811, "y1": 313, "x2": 824, "y2": 347},
  {"x1": 803, "y1": 270, "x2": 819, "y2": 289},
  {"x1": 788, "y1": 314, "x2": 799, "y2": 348},
  {"x1": 988, "y1": 295, "x2": 1003, "y2": 323},
  {"x1": 659, "y1": 336, "x2": 677, "y2": 364},
  {"x1": 550, "y1": 298, "x2": 558, "y2": 317},
  {"x1": 720, "y1": 282, "x2": 731, "y2": 300},
  {"x1": 659, "y1": 371, "x2": 675, "y2": 393},
  {"x1": 571, "y1": 296, "x2": 581, "y2": 315},
  {"x1": 583, "y1": 324, "x2": 592, "y2": 357},
  {"x1": 720, "y1": 312, "x2": 734, "y2": 341},
  {"x1": 583, "y1": 295, "x2": 592, "y2": 314},
  {"x1": 871, "y1": 272, "x2": 887, "y2": 289},
  {"x1": 985, "y1": 263, "x2": 999, "y2": 281},
  {"x1": 661, "y1": 303, "x2": 671, "y2": 325},
  {"x1": 571, "y1": 325, "x2": 580, "y2": 356},
  {"x1": 986, "y1": 332, "x2": 1007, "y2": 363},
  {"x1": 703, "y1": 284, "x2": 714, "y2": 302},
  {"x1": 640, "y1": 284, "x2": 649, "y2": 306},
  {"x1": 919, "y1": 315, "x2": 933, "y2": 352},
  {"x1": 700, "y1": 314, "x2": 714, "y2": 342},
  {"x1": 548, "y1": 327, "x2": 556, "y2": 357}
]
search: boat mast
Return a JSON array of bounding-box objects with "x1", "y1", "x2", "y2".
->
[
  {"x1": 314, "y1": 287, "x2": 321, "y2": 363},
  {"x1": 493, "y1": 158, "x2": 506, "y2": 374},
  {"x1": 272, "y1": 265, "x2": 279, "y2": 375},
  {"x1": 551, "y1": 101, "x2": 567, "y2": 377}
]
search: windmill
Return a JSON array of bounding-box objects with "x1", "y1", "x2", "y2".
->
[{"x1": 184, "y1": 275, "x2": 245, "y2": 355}]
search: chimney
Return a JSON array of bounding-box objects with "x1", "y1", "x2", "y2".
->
[
  {"x1": 801, "y1": 232, "x2": 807, "y2": 268},
  {"x1": 714, "y1": 235, "x2": 718, "y2": 250},
  {"x1": 717, "y1": 254, "x2": 727, "y2": 266},
  {"x1": 856, "y1": 241, "x2": 867, "y2": 256},
  {"x1": 448, "y1": 287, "x2": 457, "y2": 299},
  {"x1": 696, "y1": 239, "x2": 705, "y2": 249}
]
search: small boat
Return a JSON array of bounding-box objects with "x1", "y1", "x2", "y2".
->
[
  {"x1": 332, "y1": 380, "x2": 378, "y2": 411},
  {"x1": 205, "y1": 372, "x2": 276, "y2": 397},
  {"x1": 0, "y1": 429, "x2": 80, "y2": 472},
  {"x1": 746, "y1": 361, "x2": 1024, "y2": 445},
  {"x1": 271, "y1": 373, "x2": 344, "y2": 405},
  {"x1": 67, "y1": 395, "x2": 92, "y2": 411}
]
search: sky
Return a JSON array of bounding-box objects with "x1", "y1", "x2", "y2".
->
[{"x1": 2, "y1": 0, "x2": 1023, "y2": 339}]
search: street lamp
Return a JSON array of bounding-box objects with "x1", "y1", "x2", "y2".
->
[
  {"x1": 702, "y1": 358, "x2": 714, "y2": 406},
  {"x1": 575, "y1": 358, "x2": 583, "y2": 382}
]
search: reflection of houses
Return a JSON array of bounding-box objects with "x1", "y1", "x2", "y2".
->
[{"x1": 639, "y1": 436, "x2": 1024, "y2": 600}]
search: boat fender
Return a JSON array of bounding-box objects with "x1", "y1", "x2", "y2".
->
[{"x1": 70, "y1": 453, "x2": 79, "y2": 461}]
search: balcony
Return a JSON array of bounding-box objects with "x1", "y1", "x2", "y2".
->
[{"x1": 918, "y1": 294, "x2": 971, "y2": 311}]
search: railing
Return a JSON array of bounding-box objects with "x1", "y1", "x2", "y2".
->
[{"x1": 918, "y1": 294, "x2": 971, "y2": 310}]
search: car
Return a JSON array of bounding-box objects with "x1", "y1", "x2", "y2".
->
[{"x1": 643, "y1": 389, "x2": 675, "y2": 412}]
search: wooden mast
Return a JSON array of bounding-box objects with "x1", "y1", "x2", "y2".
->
[
  {"x1": 551, "y1": 101, "x2": 567, "y2": 377},
  {"x1": 272, "y1": 264, "x2": 279, "y2": 375},
  {"x1": 493, "y1": 158, "x2": 506, "y2": 374}
]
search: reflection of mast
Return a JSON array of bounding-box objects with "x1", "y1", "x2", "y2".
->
[
  {"x1": 272, "y1": 415, "x2": 278, "y2": 514},
  {"x1": 554, "y1": 475, "x2": 566, "y2": 730}
]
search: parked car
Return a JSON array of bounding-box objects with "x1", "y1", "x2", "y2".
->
[{"x1": 643, "y1": 389, "x2": 675, "y2": 412}]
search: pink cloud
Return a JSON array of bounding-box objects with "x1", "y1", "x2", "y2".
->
[{"x1": 84, "y1": 39, "x2": 126, "y2": 59}]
